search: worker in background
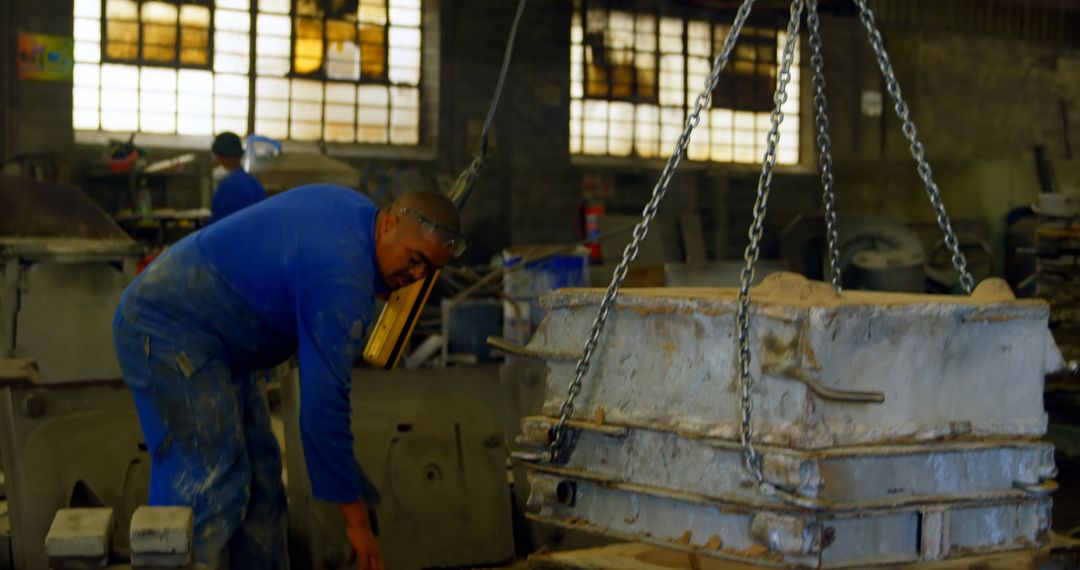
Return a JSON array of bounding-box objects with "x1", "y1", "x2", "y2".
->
[
  {"x1": 113, "y1": 184, "x2": 465, "y2": 569},
  {"x1": 209, "y1": 132, "x2": 266, "y2": 224}
]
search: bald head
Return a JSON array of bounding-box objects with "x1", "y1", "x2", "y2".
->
[
  {"x1": 392, "y1": 191, "x2": 461, "y2": 233},
  {"x1": 374, "y1": 190, "x2": 464, "y2": 290}
]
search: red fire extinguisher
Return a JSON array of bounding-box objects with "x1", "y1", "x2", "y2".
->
[{"x1": 575, "y1": 201, "x2": 606, "y2": 264}]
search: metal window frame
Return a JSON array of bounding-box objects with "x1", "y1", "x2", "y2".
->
[
  {"x1": 571, "y1": 1, "x2": 797, "y2": 163},
  {"x1": 99, "y1": 0, "x2": 215, "y2": 71}
]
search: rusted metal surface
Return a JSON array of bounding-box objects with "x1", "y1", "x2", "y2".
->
[
  {"x1": 528, "y1": 274, "x2": 1061, "y2": 448},
  {"x1": 525, "y1": 471, "x2": 1052, "y2": 568},
  {"x1": 517, "y1": 418, "x2": 1055, "y2": 508}
]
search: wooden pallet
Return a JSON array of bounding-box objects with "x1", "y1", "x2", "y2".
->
[{"x1": 526, "y1": 534, "x2": 1080, "y2": 570}]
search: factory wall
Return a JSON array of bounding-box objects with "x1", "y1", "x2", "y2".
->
[{"x1": 4, "y1": 0, "x2": 1080, "y2": 268}]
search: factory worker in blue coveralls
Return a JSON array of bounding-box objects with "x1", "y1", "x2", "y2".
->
[
  {"x1": 113, "y1": 185, "x2": 465, "y2": 570},
  {"x1": 208, "y1": 132, "x2": 266, "y2": 224}
]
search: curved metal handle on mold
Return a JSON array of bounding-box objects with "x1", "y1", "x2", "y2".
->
[
  {"x1": 1014, "y1": 479, "x2": 1058, "y2": 496},
  {"x1": 763, "y1": 364, "x2": 885, "y2": 404},
  {"x1": 487, "y1": 336, "x2": 582, "y2": 362}
]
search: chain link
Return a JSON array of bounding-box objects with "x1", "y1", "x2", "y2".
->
[
  {"x1": 852, "y1": 0, "x2": 974, "y2": 294},
  {"x1": 547, "y1": 0, "x2": 759, "y2": 464},
  {"x1": 735, "y1": 0, "x2": 804, "y2": 490},
  {"x1": 806, "y1": 0, "x2": 842, "y2": 292}
]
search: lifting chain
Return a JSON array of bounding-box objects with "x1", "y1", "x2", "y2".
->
[
  {"x1": 546, "y1": 0, "x2": 758, "y2": 464},
  {"x1": 806, "y1": 0, "x2": 843, "y2": 291},
  {"x1": 852, "y1": 0, "x2": 975, "y2": 294},
  {"x1": 547, "y1": 0, "x2": 978, "y2": 510},
  {"x1": 734, "y1": 0, "x2": 804, "y2": 495}
]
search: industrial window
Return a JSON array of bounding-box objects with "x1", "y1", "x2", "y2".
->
[
  {"x1": 72, "y1": 0, "x2": 423, "y2": 145},
  {"x1": 570, "y1": 1, "x2": 800, "y2": 164}
]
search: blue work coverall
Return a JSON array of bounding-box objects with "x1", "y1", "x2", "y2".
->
[
  {"x1": 210, "y1": 169, "x2": 267, "y2": 224},
  {"x1": 113, "y1": 184, "x2": 384, "y2": 567}
]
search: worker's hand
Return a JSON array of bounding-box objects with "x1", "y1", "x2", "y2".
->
[
  {"x1": 339, "y1": 500, "x2": 384, "y2": 570},
  {"x1": 345, "y1": 523, "x2": 384, "y2": 570}
]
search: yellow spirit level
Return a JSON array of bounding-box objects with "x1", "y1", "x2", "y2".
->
[{"x1": 362, "y1": 271, "x2": 439, "y2": 369}]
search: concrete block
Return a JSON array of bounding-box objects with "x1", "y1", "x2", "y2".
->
[
  {"x1": 129, "y1": 506, "x2": 192, "y2": 568},
  {"x1": 44, "y1": 508, "x2": 113, "y2": 567}
]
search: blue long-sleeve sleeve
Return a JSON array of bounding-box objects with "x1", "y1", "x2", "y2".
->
[
  {"x1": 210, "y1": 170, "x2": 267, "y2": 224},
  {"x1": 295, "y1": 278, "x2": 381, "y2": 504}
]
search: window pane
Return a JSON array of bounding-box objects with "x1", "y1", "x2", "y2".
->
[
  {"x1": 218, "y1": 72, "x2": 251, "y2": 135},
  {"x1": 256, "y1": 119, "x2": 288, "y2": 138},
  {"x1": 358, "y1": 84, "x2": 388, "y2": 105},
  {"x1": 101, "y1": 109, "x2": 138, "y2": 132},
  {"x1": 569, "y1": 98, "x2": 582, "y2": 154},
  {"x1": 326, "y1": 82, "x2": 356, "y2": 104},
  {"x1": 583, "y1": 99, "x2": 607, "y2": 155},
  {"x1": 608, "y1": 101, "x2": 633, "y2": 157},
  {"x1": 180, "y1": 6, "x2": 211, "y2": 65},
  {"x1": 390, "y1": 124, "x2": 418, "y2": 145},
  {"x1": 75, "y1": 41, "x2": 101, "y2": 63},
  {"x1": 217, "y1": 54, "x2": 250, "y2": 74},
  {"x1": 388, "y1": 0, "x2": 420, "y2": 27},
  {"x1": 101, "y1": 63, "x2": 139, "y2": 88},
  {"x1": 142, "y1": 2, "x2": 178, "y2": 63},
  {"x1": 216, "y1": 9, "x2": 250, "y2": 32},
  {"x1": 74, "y1": 107, "x2": 100, "y2": 130},
  {"x1": 359, "y1": 24, "x2": 387, "y2": 79},
  {"x1": 258, "y1": 13, "x2": 291, "y2": 35},
  {"x1": 389, "y1": 85, "x2": 418, "y2": 108},
  {"x1": 295, "y1": 18, "x2": 323, "y2": 74},
  {"x1": 217, "y1": 0, "x2": 250, "y2": 10},
  {"x1": 178, "y1": 112, "x2": 214, "y2": 135},
  {"x1": 687, "y1": 20, "x2": 709, "y2": 57},
  {"x1": 105, "y1": 0, "x2": 139, "y2": 61},
  {"x1": 388, "y1": 26, "x2": 420, "y2": 49},
  {"x1": 73, "y1": 63, "x2": 100, "y2": 88},
  {"x1": 101, "y1": 87, "x2": 138, "y2": 111},
  {"x1": 216, "y1": 31, "x2": 250, "y2": 57},
  {"x1": 326, "y1": 20, "x2": 360, "y2": 80},
  {"x1": 180, "y1": 5, "x2": 209, "y2": 26},
  {"x1": 325, "y1": 102, "x2": 356, "y2": 142},
  {"x1": 659, "y1": 17, "x2": 681, "y2": 54},
  {"x1": 259, "y1": 0, "x2": 290, "y2": 14},
  {"x1": 291, "y1": 121, "x2": 322, "y2": 140},
  {"x1": 635, "y1": 14, "x2": 655, "y2": 52},
  {"x1": 74, "y1": 0, "x2": 101, "y2": 19},
  {"x1": 106, "y1": 0, "x2": 137, "y2": 20},
  {"x1": 359, "y1": 0, "x2": 387, "y2": 25},
  {"x1": 388, "y1": 47, "x2": 420, "y2": 85},
  {"x1": 74, "y1": 87, "x2": 100, "y2": 110},
  {"x1": 635, "y1": 104, "x2": 659, "y2": 158},
  {"x1": 296, "y1": 0, "x2": 323, "y2": 17},
  {"x1": 357, "y1": 84, "x2": 388, "y2": 143},
  {"x1": 179, "y1": 69, "x2": 213, "y2": 95},
  {"x1": 74, "y1": 18, "x2": 101, "y2": 41},
  {"x1": 659, "y1": 54, "x2": 683, "y2": 107}
]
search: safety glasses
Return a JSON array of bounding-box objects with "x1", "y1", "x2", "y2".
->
[{"x1": 398, "y1": 207, "x2": 468, "y2": 258}]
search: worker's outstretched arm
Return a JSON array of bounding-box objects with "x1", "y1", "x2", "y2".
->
[
  {"x1": 295, "y1": 276, "x2": 383, "y2": 517},
  {"x1": 340, "y1": 500, "x2": 383, "y2": 570}
]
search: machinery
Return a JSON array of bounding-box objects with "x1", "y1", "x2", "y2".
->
[
  {"x1": 0, "y1": 359, "x2": 148, "y2": 570},
  {"x1": 281, "y1": 366, "x2": 515, "y2": 569},
  {"x1": 0, "y1": 175, "x2": 140, "y2": 383}
]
